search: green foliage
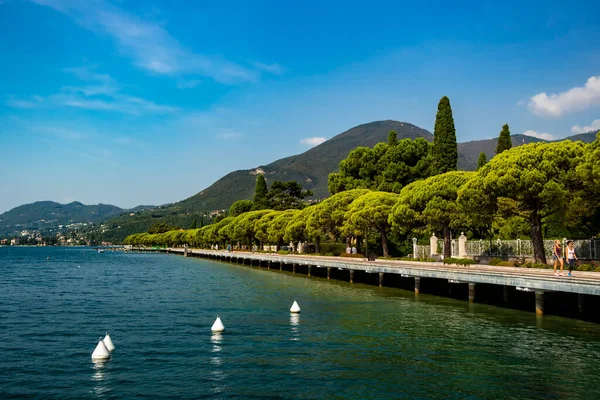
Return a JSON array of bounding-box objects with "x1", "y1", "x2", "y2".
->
[
  {"x1": 231, "y1": 210, "x2": 273, "y2": 245},
  {"x1": 443, "y1": 257, "x2": 475, "y2": 266},
  {"x1": 253, "y1": 174, "x2": 269, "y2": 210},
  {"x1": 496, "y1": 124, "x2": 512, "y2": 155},
  {"x1": 432, "y1": 96, "x2": 458, "y2": 174},
  {"x1": 267, "y1": 181, "x2": 313, "y2": 210},
  {"x1": 459, "y1": 141, "x2": 587, "y2": 263},
  {"x1": 391, "y1": 171, "x2": 473, "y2": 256},
  {"x1": 489, "y1": 258, "x2": 504, "y2": 266},
  {"x1": 148, "y1": 222, "x2": 178, "y2": 234},
  {"x1": 477, "y1": 152, "x2": 487, "y2": 170},
  {"x1": 254, "y1": 210, "x2": 282, "y2": 244},
  {"x1": 387, "y1": 130, "x2": 397, "y2": 146},
  {"x1": 268, "y1": 210, "x2": 300, "y2": 245},
  {"x1": 229, "y1": 200, "x2": 254, "y2": 217},
  {"x1": 328, "y1": 138, "x2": 432, "y2": 195},
  {"x1": 306, "y1": 189, "x2": 370, "y2": 241},
  {"x1": 190, "y1": 220, "x2": 197, "y2": 229},
  {"x1": 343, "y1": 191, "x2": 399, "y2": 257}
]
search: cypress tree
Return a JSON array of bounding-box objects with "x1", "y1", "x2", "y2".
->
[
  {"x1": 496, "y1": 124, "x2": 512, "y2": 155},
  {"x1": 477, "y1": 152, "x2": 487, "y2": 170},
  {"x1": 387, "y1": 130, "x2": 397, "y2": 146},
  {"x1": 253, "y1": 174, "x2": 269, "y2": 209},
  {"x1": 190, "y1": 219, "x2": 197, "y2": 229},
  {"x1": 432, "y1": 96, "x2": 458, "y2": 174}
]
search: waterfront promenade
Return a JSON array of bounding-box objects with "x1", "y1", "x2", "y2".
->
[{"x1": 136, "y1": 247, "x2": 600, "y2": 318}]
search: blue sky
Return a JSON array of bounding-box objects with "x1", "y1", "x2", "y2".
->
[{"x1": 0, "y1": 0, "x2": 599, "y2": 213}]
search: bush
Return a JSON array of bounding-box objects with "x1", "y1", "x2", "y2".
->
[
  {"x1": 498, "y1": 261, "x2": 513, "y2": 267},
  {"x1": 277, "y1": 250, "x2": 291, "y2": 255},
  {"x1": 579, "y1": 264, "x2": 592, "y2": 271},
  {"x1": 489, "y1": 257, "x2": 504, "y2": 266},
  {"x1": 443, "y1": 257, "x2": 475, "y2": 266},
  {"x1": 320, "y1": 243, "x2": 348, "y2": 256},
  {"x1": 595, "y1": 267, "x2": 600, "y2": 273}
]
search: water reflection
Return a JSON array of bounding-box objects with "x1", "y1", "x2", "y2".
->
[
  {"x1": 290, "y1": 314, "x2": 300, "y2": 341},
  {"x1": 209, "y1": 333, "x2": 227, "y2": 394},
  {"x1": 91, "y1": 359, "x2": 110, "y2": 396}
]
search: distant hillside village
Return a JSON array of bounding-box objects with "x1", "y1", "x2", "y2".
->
[{"x1": 0, "y1": 222, "x2": 113, "y2": 247}]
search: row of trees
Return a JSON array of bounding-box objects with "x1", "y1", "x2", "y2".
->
[
  {"x1": 126, "y1": 133, "x2": 600, "y2": 264},
  {"x1": 125, "y1": 96, "x2": 600, "y2": 264}
]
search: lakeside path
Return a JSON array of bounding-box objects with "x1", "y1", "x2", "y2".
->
[{"x1": 144, "y1": 248, "x2": 600, "y2": 299}]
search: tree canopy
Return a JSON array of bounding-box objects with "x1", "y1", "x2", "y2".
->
[
  {"x1": 477, "y1": 152, "x2": 487, "y2": 170},
  {"x1": 391, "y1": 171, "x2": 473, "y2": 257},
  {"x1": 496, "y1": 124, "x2": 512, "y2": 155},
  {"x1": 328, "y1": 137, "x2": 431, "y2": 195},
  {"x1": 432, "y1": 96, "x2": 457, "y2": 174},
  {"x1": 267, "y1": 181, "x2": 313, "y2": 211},
  {"x1": 459, "y1": 141, "x2": 587, "y2": 263},
  {"x1": 229, "y1": 200, "x2": 254, "y2": 217},
  {"x1": 343, "y1": 191, "x2": 399, "y2": 257}
]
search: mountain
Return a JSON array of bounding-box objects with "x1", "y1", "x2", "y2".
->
[
  {"x1": 0, "y1": 201, "x2": 155, "y2": 237},
  {"x1": 174, "y1": 121, "x2": 597, "y2": 212},
  {"x1": 177, "y1": 121, "x2": 432, "y2": 211}
]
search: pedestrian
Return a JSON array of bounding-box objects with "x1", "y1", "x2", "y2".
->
[
  {"x1": 553, "y1": 239, "x2": 564, "y2": 276},
  {"x1": 566, "y1": 240, "x2": 578, "y2": 277}
]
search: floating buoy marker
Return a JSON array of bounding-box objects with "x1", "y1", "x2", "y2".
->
[
  {"x1": 91, "y1": 338, "x2": 110, "y2": 361},
  {"x1": 103, "y1": 332, "x2": 115, "y2": 352},
  {"x1": 211, "y1": 316, "x2": 225, "y2": 332},
  {"x1": 290, "y1": 300, "x2": 301, "y2": 314}
]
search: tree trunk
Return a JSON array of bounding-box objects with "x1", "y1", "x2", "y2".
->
[
  {"x1": 443, "y1": 224, "x2": 452, "y2": 258},
  {"x1": 529, "y1": 209, "x2": 546, "y2": 264},
  {"x1": 315, "y1": 236, "x2": 321, "y2": 254},
  {"x1": 380, "y1": 229, "x2": 389, "y2": 257},
  {"x1": 346, "y1": 236, "x2": 351, "y2": 248}
]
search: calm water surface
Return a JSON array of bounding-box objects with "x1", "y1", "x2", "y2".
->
[{"x1": 1, "y1": 247, "x2": 600, "y2": 399}]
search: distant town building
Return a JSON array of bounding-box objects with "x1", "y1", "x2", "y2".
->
[{"x1": 10, "y1": 238, "x2": 19, "y2": 246}]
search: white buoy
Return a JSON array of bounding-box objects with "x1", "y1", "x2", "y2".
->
[
  {"x1": 91, "y1": 338, "x2": 110, "y2": 361},
  {"x1": 103, "y1": 333, "x2": 115, "y2": 352},
  {"x1": 211, "y1": 316, "x2": 225, "y2": 332},
  {"x1": 290, "y1": 300, "x2": 301, "y2": 314}
]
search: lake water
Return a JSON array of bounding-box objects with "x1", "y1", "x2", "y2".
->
[{"x1": 1, "y1": 247, "x2": 600, "y2": 399}]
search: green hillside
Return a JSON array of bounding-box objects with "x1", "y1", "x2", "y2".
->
[
  {"x1": 176, "y1": 120, "x2": 432, "y2": 212},
  {"x1": 0, "y1": 201, "x2": 155, "y2": 237}
]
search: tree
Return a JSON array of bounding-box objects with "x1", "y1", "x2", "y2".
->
[
  {"x1": 148, "y1": 222, "x2": 177, "y2": 234},
  {"x1": 253, "y1": 174, "x2": 269, "y2": 210},
  {"x1": 390, "y1": 171, "x2": 473, "y2": 257},
  {"x1": 496, "y1": 124, "x2": 512, "y2": 155},
  {"x1": 267, "y1": 181, "x2": 313, "y2": 210},
  {"x1": 231, "y1": 210, "x2": 273, "y2": 246},
  {"x1": 328, "y1": 138, "x2": 431, "y2": 195},
  {"x1": 229, "y1": 200, "x2": 254, "y2": 217},
  {"x1": 459, "y1": 141, "x2": 587, "y2": 263},
  {"x1": 190, "y1": 220, "x2": 197, "y2": 229},
  {"x1": 307, "y1": 189, "x2": 370, "y2": 243},
  {"x1": 388, "y1": 130, "x2": 397, "y2": 146},
  {"x1": 343, "y1": 191, "x2": 399, "y2": 257},
  {"x1": 432, "y1": 96, "x2": 457, "y2": 174},
  {"x1": 477, "y1": 152, "x2": 487, "y2": 170},
  {"x1": 254, "y1": 210, "x2": 282, "y2": 247},
  {"x1": 268, "y1": 210, "x2": 300, "y2": 249}
]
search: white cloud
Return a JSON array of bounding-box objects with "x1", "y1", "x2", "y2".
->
[
  {"x1": 30, "y1": 0, "x2": 282, "y2": 84},
  {"x1": 176, "y1": 80, "x2": 202, "y2": 89},
  {"x1": 300, "y1": 137, "x2": 327, "y2": 146},
  {"x1": 528, "y1": 76, "x2": 600, "y2": 117},
  {"x1": 522, "y1": 130, "x2": 555, "y2": 141},
  {"x1": 571, "y1": 119, "x2": 600, "y2": 134},
  {"x1": 6, "y1": 66, "x2": 177, "y2": 115},
  {"x1": 251, "y1": 62, "x2": 286, "y2": 75}
]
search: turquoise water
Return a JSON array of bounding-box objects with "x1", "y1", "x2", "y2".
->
[{"x1": 1, "y1": 247, "x2": 600, "y2": 399}]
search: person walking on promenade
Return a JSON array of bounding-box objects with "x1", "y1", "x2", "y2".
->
[
  {"x1": 566, "y1": 240, "x2": 579, "y2": 277},
  {"x1": 553, "y1": 239, "x2": 564, "y2": 276}
]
